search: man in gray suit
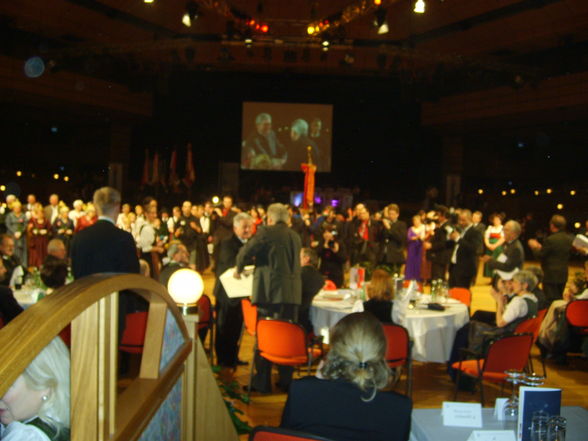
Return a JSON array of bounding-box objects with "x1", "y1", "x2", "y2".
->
[
  {"x1": 483, "y1": 220, "x2": 525, "y2": 276},
  {"x1": 528, "y1": 215, "x2": 573, "y2": 304},
  {"x1": 235, "y1": 203, "x2": 302, "y2": 393}
]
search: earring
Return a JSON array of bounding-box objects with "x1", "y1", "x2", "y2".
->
[{"x1": 42, "y1": 395, "x2": 48, "y2": 402}]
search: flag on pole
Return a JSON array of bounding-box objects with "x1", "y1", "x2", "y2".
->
[
  {"x1": 151, "y1": 152, "x2": 159, "y2": 185},
  {"x1": 169, "y1": 148, "x2": 180, "y2": 191},
  {"x1": 183, "y1": 143, "x2": 196, "y2": 188},
  {"x1": 140, "y1": 149, "x2": 150, "y2": 187}
]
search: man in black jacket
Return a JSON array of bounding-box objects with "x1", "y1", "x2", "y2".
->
[
  {"x1": 425, "y1": 205, "x2": 453, "y2": 281},
  {"x1": 528, "y1": 214, "x2": 573, "y2": 304},
  {"x1": 448, "y1": 210, "x2": 483, "y2": 288},
  {"x1": 214, "y1": 212, "x2": 254, "y2": 368},
  {"x1": 299, "y1": 247, "x2": 325, "y2": 333},
  {"x1": 379, "y1": 203, "x2": 407, "y2": 275},
  {"x1": 483, "y1": 220, "x2": 525, "y2": 277}
]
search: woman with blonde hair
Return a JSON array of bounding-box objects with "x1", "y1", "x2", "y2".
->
[
  {"x1": 281, "y1": 312, "x2": 412, "y2": 441},
  {"x1": 363, "y1": 269, "x2": 394, "y2": 322},
  {"x1": 0, "y1": 337, "x2": 70, "y2": 440}
]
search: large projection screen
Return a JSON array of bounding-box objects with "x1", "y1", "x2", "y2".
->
[{"x1": 241, "y1": 102, "x2": 333, "y2": 172}]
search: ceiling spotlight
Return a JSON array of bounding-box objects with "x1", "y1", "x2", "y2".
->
[
  {"x1": 64, "y1": 176, "x2": 70, "y2": 182},
  {"x1": 16, "y1": 171, "x2": 22, "y2": 177},
  {"x1": 53, "y1": 173, "x2": 59, "y2": 180},
  {"x1": 557, "y1": 203, "x2": 563, "y2": 210},
  {"x1": 322, "y1": 39, "x2": 330, "y2": 47},
  {"x1": 182, "y1": 2, "x2": 199, "y2": 27},
  {"x1": 570, "y1": 190, "x2": 576, "y2": 196},
  {"x1": 534, "y1": 190, "x2": 540, "y2": 196},
  {"x1": 374, "y1": 0, "x2": 382, "y2": 5},
  {"x1": 501, "y1": 190, "x2": 507, "y2": 196},
  {"x1": 575, "y1": 222, "x2": 581, "y2": 229},
  {"x1": 414, "y1": 0, "x2": 425, "y2": 13},
  {"x1": 477, "y1": 189, "x2": 484, "y2": 195},
  {"x1": 510, "y1": 189, "x2": 516, "y2": 194},
  {"x1": 0, "y1": 185, "x2": 5, "y2": 192},
  {"x1": 374, "y1": 8, "x2": 389, "y2": 35},
  {"x1": 307, "y1": 25, "x2": 315, "y2": 35},
  {"x1": 546, "y1": 188, "x2": 552, "y2": 194}
]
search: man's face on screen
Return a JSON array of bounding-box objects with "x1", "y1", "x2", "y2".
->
[{"x1": 257, "y1": 119, "x2": 272, "y2": 136}]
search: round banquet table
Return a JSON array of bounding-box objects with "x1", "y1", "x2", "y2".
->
[{"x1": 310, "y1": 291, "x2": 469, "y2": 363}]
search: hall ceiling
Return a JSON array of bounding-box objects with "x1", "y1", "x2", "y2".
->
[{"x1": 2, "y1": 0, "x2": 588, "y2": 95}]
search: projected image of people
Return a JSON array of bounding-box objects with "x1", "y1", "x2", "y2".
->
[
  {"x1": 285, "y1": 118, "x2": 321, "y2": 170},
  {"x1": 242, "y1": 113, "x2": 288, "y2": 170}
]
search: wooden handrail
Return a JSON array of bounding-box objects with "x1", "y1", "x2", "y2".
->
[{"x1": 0, "y1": 273, "x2": 192, "y2": 441}]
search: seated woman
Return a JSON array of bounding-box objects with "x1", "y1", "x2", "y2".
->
[
  {"x1": 280, "y1": 312, "x2": 412, "y2": 441},
  {"x1": 363, "y1": 269, "x2": 394, "y2": 323},
  {"x1": 537, "y1": 269, "x2": 587, "y2": 361},
  {"x1": 0, "y1": 337, "x2": 70, "y2": 440}
]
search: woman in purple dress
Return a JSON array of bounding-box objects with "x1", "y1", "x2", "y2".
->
[{"x1": 405, "y1": 215, "x2": 425, "y2": 280}]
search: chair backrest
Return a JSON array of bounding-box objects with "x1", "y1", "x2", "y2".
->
[
  {"x1": 483, "y1": 333, "x2": 533, "y2": 374},
  {"x1": 382, "y1": 323, "x2": 410, "y2": 368},
  {"x1": 242, "y1": 298, "x2": 257, "y2": 336},
  {"x1": 514, "y1": 308, "x2": 547, "y2": 342},
  {"x1": 449, "y1": 287, "x2": 472, "y2": 307},
  {"x1": 197, "y1": 294, "x2": 212, "y2": 330},
  {"x1": 256, "y1": 319, "x2": 308, "y2": 359},
  {"x1": 566, "y1": 299, "x2": 588, "y2": 328},
  {"x1": 120, "y1": 311, "x2": 148, "y2": 354},
  {"x1": 250, "y1": 426, "x2": 336, "y2": 441},
  {"x1": 323, "y1": 279, "x2": 337, "y2": 291}
]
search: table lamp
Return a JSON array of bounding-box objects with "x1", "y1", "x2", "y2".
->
[{"x1": 167, "y1": 268, "x2": 204, "y2": 315}]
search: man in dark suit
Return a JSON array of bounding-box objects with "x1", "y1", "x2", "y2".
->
[
  {"x1": 70, "y1": 187, "x2": 141, "y2": 338},
  {"x1": 214, "y1": 212, "x2": 254, "y2": 369},
  {"x1": 71, "y1": 187, "x2": 139, "y2": 278},
  {"x1": 472, "y1": 211, "x2": 486, "y2": 284},
  {"x1": 449, "y1": 210, "x2": 483, "y2": 288},
  {"x1": 0, "y1": 234, "x2": 24, "y2": 287},
  {"x1": 299, "y1": 247, "x2": 325, "y2": 333},
  {"x1": 483, "y1": 220, "x2": 525, "y2": 276},
  {"x1": 0, "y1": 259, "x2": 23, "y2": 322},
  {"x1": 379, "y1": 203, "x2": 407, "y2": 276},
  {"x1": 528, "y1": 214, "x2": 573, "y2": 304},
  {"x1": 425, "y1": 206, "x2": 453, "y2": 281},
  {"x1": 235, "y1": 203, "x2": 302, "y2": 393}
]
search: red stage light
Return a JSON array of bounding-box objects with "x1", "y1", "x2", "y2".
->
[{"x1": 261, "y1": 24, "x2": 269, "y2": 33}]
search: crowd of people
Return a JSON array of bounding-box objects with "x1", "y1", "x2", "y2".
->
[{"x1": 1, "y1": 186, "x2": 587, "y2": 441}]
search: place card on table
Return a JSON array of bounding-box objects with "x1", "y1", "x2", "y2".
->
[
  {"x1": 442, "y1": 401, "x2": 483, "y2": 428},
  {"x1": 494, "y1": 398, "x2": 509, "y2": 421},
  {"x1": 466, "y1": 430, "x2": 516, "y2": 441}
]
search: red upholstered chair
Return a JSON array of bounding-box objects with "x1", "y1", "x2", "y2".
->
[
  {"x1": 452, "y1": 333, "x2": 533, "y2": 406},
  {"x1": 197, "y1": 294, "x2": 214, "y2": 360},
  {"x1": 382, "y1": 323, "x2": 412, "y2": 397},
  {"x1": 323, "y1": 279, "x2": 337, "y2": 291},
  {"x1": 248, "y1": 319, "x2": 320, "y2": 397},
  {"x1": 515, "y1": 308, "x2": 548, "y2": 375},
  {"x1": 249, "y1": 426, "x2": 336, "y2": 441},
  {"x1": 59, "y1": 324, "x2": 71, "y2": 348},
  {"x1": 241, "y1": 298, "x2": 257, "y2": 338},
  {"x1": 119, "y1": 311, "x2": 148, "y2": 354},
  {"x1": 566, "y1": 299, "x2": 588, "y2": 335},
  {"x1": 449, "y1": 287, "x2": 472, "y2": 308}
]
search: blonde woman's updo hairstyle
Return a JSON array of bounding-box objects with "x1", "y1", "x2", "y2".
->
[{"x1": 320, "y1": 312, "x2": 390, "y2": 401}]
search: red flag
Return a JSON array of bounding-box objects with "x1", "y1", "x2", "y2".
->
[
  {"x1": 301, "y1": 162, "x2": 317, "y2": 209},
  {"x1": 151, "y1": 152, "x2": 159, "y2": 185},
  {"x1": 140, "y1": 149, "x2": 150, "y2": 187},
  {"x1": 183, "y1": 143, "x2": 196, "y2": 187}
]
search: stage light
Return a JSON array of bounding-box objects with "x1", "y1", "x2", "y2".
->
[
  {"x1": 557, "y1": 203, "x2": 563, "y2": 210},
  {"x1": 0, "y1": 185, "x2": 5, "y2": 191},
  {"x1": 16, "y1": 171, "x2": 22, "y2": 177},
  {"x1": 534, "y1": 190, "x2": 540, "y2": 196},
  {"x1": 477, "y1": 189, "x2": 484, "y2": 195},
  {"x1": 244, "y1": 38, "x2": 253, "y2": 48},
  {"x1": 144, "y1": 0, "x2": 154, "y2": 3},
  {"x1": 570, "y1": 190, "x2": 576, "y2": 196},
  {"x1": 414, "y1": 0, "x2": 425, "y2": 13},
  {"x1": 374, "y1": 0, "x2": 382, "y2": 5},
  {"x1": 510, "y1": 189, "x2": 516, "y2": 194},
  {"x1": 575, "y1": 222, "x2": 581, "y2": 229},
  {"x1": 182, "y1": 1, "x2": 199, "y2": 27},
  {"x1": 307, "y1": 25, "x2": 315, "y2": 35},
  {"x1": 501, "y1": 190, "x2": 507, "y2": 196},
  {"x1": 546, "y1": 188, "x2": 552, "y2": 194},
  {"x1": 53, "y1": 173, "x2": 59, "y2": 180},
  {"x1": 322, "y1": 39, "x2": 330, "y2": 47},
  {"x1": 64, "y1": 176, "x2": 70, "y2": 182},
  {"x1": 374, "y1": 8, "x2": 389, "y2": 34},
  {"x1": 212, "y1": 195, "x2": 220, "y2": 204},
  {"x1": 260, "y1": 24, "x2": 269, "y2": 33}
]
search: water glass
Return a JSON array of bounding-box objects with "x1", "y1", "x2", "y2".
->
[
  {"x1": 530, "y1": 411, "x2": 550, "y2": 441},
  {"x1": 547, "y1": 416, "x2": 566, "y2": 441}
]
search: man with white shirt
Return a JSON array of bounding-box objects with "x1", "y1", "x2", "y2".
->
[
  {"x1": 448, "y1": 209, "x2": 483, "y2": 288},
  {"x1": 213, "y1": 212, "x2": 254, "y2": 369},
  {"x1": 137, "y1": 206, "x2": 165, "y2": 278}
]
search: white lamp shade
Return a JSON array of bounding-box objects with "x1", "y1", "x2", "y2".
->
[{"x1": 167, "y1": 269, "x2": 204, "y2": 305}]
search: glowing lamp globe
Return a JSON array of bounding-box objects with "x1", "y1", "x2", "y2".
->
[{"x1": 167, "y1": 269, "x2": 204, "y2": 315}]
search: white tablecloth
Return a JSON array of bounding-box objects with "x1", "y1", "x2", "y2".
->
[
  {"x1": 13, "y1": 288, "x2": 43, "y2": 308},
  {"x1": 410, "y1": 407, "x2": 588, "y2": 441},
  {"x1": 311, "y1": 292, "x2": 469, "y2": 363}
]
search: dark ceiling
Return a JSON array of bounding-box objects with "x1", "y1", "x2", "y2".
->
[{"x1": 2, "y1": 0, "x2": 588, "y2": 97}]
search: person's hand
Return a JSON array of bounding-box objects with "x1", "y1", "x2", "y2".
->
[
  {"x1": 563, "y1": 290, "x2": 574, "y2": 302},
  {"x1": 0, "y1": 399, "x2": 15, "y2": 425},
  {"x1": 450, "y1": 230, "x2": 460, "y2": 241},
  {"x1": 423, "y1": 242, "x2": 432, "y2": 250},
  {"x1": 480, "y1": 255, "x2": 491, "y2": 263},
  {"x1": 14, "y1": 231, "x2": 21, "y2": 239},
  {"x1": 233, "y1": 270, "x2": 241, "y2": 279},
  {"x1": 528, "y1": 238, "x2": 541, "y2": 250}
]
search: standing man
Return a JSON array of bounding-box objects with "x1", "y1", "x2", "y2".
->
[
  {"x1": 448, "y1": 210, "x2": 483, "y2": 288},
  {"x1": 0, "y1": 235, "x2": 24, "y2": 288},
  {"x1": 380, "y1": 203, "x2": 407, "y2": 275},
  {"x1": 299, "y1": 247, "x2": 325, "y2": 333},
  {"x1": 483, "y1": 220, "x2": 525, "y2": 277},
  {"x1": 214, "y1": 213, "x2": 254, "y2": 369},
  {"x1": 471, "y1": 211, "x2": 486, "y2": 284},
  {"x1": 70, "y1": 187, "x2": 141, "y2": 335},
  {"x1": 176, "y1": 201, "x2": 201, "y2": 270},
  {"x1": 44, "y1": 193, "x2": 60, "y2": 225},
  {"x1": 528, "y1": 215, "x2": 573, "y2": 304},
  {"x1": 425, "y1": 205, "x2": 453, "y2": 281},
  {"x1": 234, "y1": 203, "x2": 302, "y2": 393}
]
